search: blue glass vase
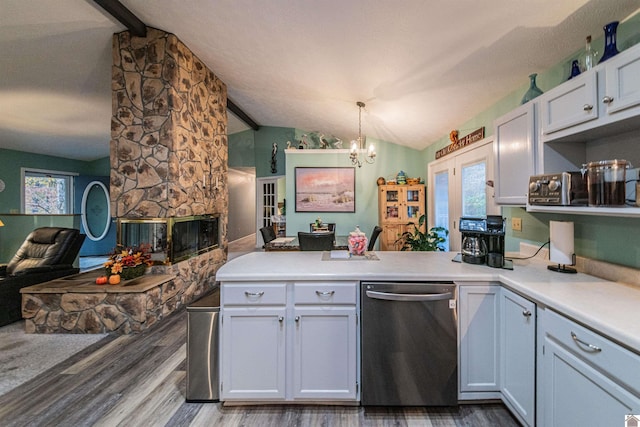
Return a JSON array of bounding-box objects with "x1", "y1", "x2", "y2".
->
[
  {"x1": 568, "y1": 60, "x2": 581, "y2": 80},
  {"x1": 598, "y1": 21, "x2": 619, "y2": 64},
  {"x1": 521, "y1": 74, "x2": 543, "y2": 104}
]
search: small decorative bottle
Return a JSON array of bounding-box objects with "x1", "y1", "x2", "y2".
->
[
  {"x1": 520, "y1": 73, "x2": 543, "y2": 104},
  {"x1": 584, "y1": 35, "x2": 594, "y2": 71}
]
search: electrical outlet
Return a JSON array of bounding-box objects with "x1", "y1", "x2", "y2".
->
[{"x1": 512, "y1": 217, "x2": 522, "y2": 231}]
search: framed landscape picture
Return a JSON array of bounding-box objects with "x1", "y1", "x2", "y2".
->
[{"x1": 295, "y1": 167, "x2": 355, "y2": 212}]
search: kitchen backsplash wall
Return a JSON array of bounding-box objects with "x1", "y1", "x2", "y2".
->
[
  {"x1": 518, "y1": 242, "x2": 640, "y2": 287},
  {"x1": 505, "y1": 207, "x2": 640, "y2": 270}
]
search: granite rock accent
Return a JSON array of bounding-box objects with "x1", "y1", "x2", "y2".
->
[
  {"x1": 21, "y1": 249, "x2": 223, "y2": 334},
  {"x1": 111, "y1": 27, "x2": 228, "y2": 221},
  {"x1": 108, "y1": 26, "x2": 229, "y2": 318},
  {"x1": 21, "y1": 274, "x2": 199, "y2": 334}
]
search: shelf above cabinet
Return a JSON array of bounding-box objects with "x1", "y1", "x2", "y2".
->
[{"x1": 526, "y1": 204, "x2": 640, "y2": 218}]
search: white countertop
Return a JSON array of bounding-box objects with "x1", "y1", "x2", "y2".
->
[{"x1": 216, "y1": 251, "x2": 640, "y2": 354}]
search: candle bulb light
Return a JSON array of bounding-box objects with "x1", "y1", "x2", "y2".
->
[{"x1": 348, "y1": 101, "x2": 376, "y2": 168}]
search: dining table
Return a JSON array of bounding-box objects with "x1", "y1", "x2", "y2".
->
[{"x1": 265, "y1": 235, "x2": 349, "y2": 251}]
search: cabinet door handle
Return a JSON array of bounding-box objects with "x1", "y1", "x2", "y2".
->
[
  {"x1": 602, "y1": 96, "x2": 614, "y2": 104},
  {"x1": 315, "y1": 290, "x2": 335, "y2": 296},
  {"x1": 571, "y1": 331, "x2": 602, "y2": 353},
  {"x1": 278, "y1": 316, "x2": 284, "y2": 322},
  {"x1": 522, "y1": 309, "x2": 532, "y2": 317},
  {"x1": 582, "y1": 104, "x2": 593, "y2": 111},
  {"x1": 295, "y1": 316, "x2": 300, "y2": 322},
  {"x1": 244, "y1": 291, "x2": 264, "y2": 297}
]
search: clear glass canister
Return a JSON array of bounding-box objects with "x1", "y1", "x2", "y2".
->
[
  {"x1": 348, "y1": 226, "x2": 368, "y2": 256},
  {"x1": 586, "y1": 159, "x2": 629, "y2": 206}
]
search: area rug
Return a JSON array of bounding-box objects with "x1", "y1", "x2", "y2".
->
[{"x1": 0, "y1": 321, "x2": 107, "y2": 396}]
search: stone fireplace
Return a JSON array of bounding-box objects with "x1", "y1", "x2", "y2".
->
[
  {"x1": 110, "y1": 27, "x2": 228, "y2": 308},
  {"x1": 20, "y1": 28, "x2": 230, "y2": 334}
]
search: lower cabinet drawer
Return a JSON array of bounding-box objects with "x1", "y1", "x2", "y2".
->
[
  {"x1": 222, "y1": 283, "x2": 286, "y2": 305},
  {"x1": 294, "y1": 281, "x2": 357, "y2": 305},
  {"x1": 544, "y1": 308, "x2": 640, "y2": 393}
]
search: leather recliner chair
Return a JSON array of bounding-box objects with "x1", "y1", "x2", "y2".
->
[{"x1": 0, "y1": 227, "x2": 85, "y2": 327}]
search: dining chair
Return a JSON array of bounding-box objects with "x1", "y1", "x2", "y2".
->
[
  {"x1": 298, "y1": 231, "x2": 335, "y2": 251},
  {"x1": 260, "y1": 226, "x2": 277, "y2": 248},
  {"x1": 368, "y1": 226, "x2": 383, "y2": 251}
]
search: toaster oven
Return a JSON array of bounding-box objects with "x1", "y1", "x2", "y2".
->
[{"x1": 528, "y1": 172, "x2": 588, "y2": 206}]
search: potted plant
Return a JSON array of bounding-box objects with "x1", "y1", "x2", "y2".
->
[{"x1": 396, "y1": 215, "x2": 448, "y2": 251}]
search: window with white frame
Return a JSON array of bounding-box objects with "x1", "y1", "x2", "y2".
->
[{"x1": 22, "y1": 168, "x2": 76, "y2": 214}]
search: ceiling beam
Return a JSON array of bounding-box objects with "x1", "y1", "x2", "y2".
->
[
  {"x1": 94, "y1": 0, "x2": 258, "y2": 131},
  {"x1": 227, "y1": 98, "x2": 260, "y2": 131},
  {"x1": 94, "y1": 0, "x2": 147, "y2": 37}
]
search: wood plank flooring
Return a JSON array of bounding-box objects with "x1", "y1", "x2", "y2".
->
[{"x1": 0, "y1": 307, "x2": 520, "y2": 426}]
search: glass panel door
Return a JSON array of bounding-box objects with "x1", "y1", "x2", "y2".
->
[
  {"x1": 434, "y1": 171, "x2": 451, "y2": 250},
  {"x1": 428, "y1": 159, "x2": 454, "y2": 251},
  {"x1": 256, "y1": 177, "x2": 280, "y2": 246},
  {"x1": 261, "y1": 181, "x2": 276, "y2": 228},
  {"x1": 428, "y1": 140, "x2": 498, "y2": 252},
  {"x1": 460, "y1": 161, "x2": 486, "y2": 218}
]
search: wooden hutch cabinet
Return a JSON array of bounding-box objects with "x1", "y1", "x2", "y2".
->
[{"x1": 377, "y1": 184, "x2": 426, "y2": 250}]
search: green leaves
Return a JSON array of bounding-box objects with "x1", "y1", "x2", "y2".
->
[{"x1": 396, "y1": 215, "x2": 448, "y2": 251}]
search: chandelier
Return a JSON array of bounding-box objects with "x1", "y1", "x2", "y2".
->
[{"x1": 349, "y1": 101, "x2": 376, "y2": 167}]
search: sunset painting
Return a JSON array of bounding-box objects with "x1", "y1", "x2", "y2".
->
[{"x1": 295, "y1": 167, "x2": 355, "y2": 212}]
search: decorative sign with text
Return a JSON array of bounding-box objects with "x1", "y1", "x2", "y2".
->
[{"x1": 435, "y1": 127, "x2": 485, "y2": 159}]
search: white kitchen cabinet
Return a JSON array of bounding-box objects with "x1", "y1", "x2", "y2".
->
[
  {"x1": 539, "y1": 308, "x2": 640, "y2": 426},
  {"x1": 220, "y1": 281, "x2": 359, "y2": 402},
  {"x1": 458, "y1": 283, "x2": 501, "y2": 399},
  {"x1": 220, "y1": 283, "x2": 287, "y2": 400},
  {"x1": 602, "y1": 43, "x2": 640, "y2": 120},
  {"x1": 292, "y1": 281, "x2": 358, "y2": 400},
  {"x1": 538, "y1": 42, "x2": 640, "y2": 145},
  {"x1": 500, "y1": 288, "x2": 536, "y2": 427},
  {"x1": 539, "y1": 72, "x2": 598, "y2": 136},
  {"x1": 292, "y1": 306, "x2": 357, "y2": 399},
  {"x1": 220, "y1": 306, "x2": 286, "y2": 400},
  {"x1": 493, "y1": 102, "x2": 537, "y2": 205}
]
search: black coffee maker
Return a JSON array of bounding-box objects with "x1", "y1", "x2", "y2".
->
[{"x1": 459, "y1": 216, "x2": 506, "y2": 268}]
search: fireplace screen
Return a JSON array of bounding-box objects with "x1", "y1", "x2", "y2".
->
[{"x1": 117, "y1": 215, "x2": 220, "y2": 264}]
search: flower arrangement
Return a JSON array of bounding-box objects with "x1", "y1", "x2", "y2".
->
[{"x1": 104, "y1": 243, "x2": 153, "y2": 279}]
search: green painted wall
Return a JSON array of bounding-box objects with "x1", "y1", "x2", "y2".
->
[
  {"x1": 0, "y1": 148, "x2": 109, "y2": 262},
  {"x1": 285, "y1": 138, "x2": 424, "y2": 238},
  {"x1": 420, "y1": 15, "x2": 640, "y2": 269},
  {"x1": 255, "y1": 127, "x2": 294, "y2": 177},
  {"x1": 228, "y1": 129, "x2": 256, "y2": 168}
]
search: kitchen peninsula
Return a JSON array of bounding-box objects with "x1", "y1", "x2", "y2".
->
[{"x1": 216, "y1": 251, "x2": 640, "y2": 426}]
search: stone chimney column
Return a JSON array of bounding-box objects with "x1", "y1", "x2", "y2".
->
[{"x1": 110, "y1": 27, "x2": 228, "y2": 220}]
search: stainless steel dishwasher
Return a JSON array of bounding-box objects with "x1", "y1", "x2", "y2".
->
[{"x1": 361, "y1": 281, "x2": 457, "y2": 406}]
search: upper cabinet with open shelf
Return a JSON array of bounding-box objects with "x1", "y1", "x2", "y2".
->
[
  {"x1": 539, "y1": 42, "x2": 640, "y2": 145},
  {"x1": 536, "y1": 42, "x2": 640, "y2": 217},
  {"x1": 494, "y1": 42, "x2": 640, "y2": 216}
]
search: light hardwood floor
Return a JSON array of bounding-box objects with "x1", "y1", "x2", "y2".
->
[{"x1": 0, "y1": 307, "x2": 519, "y2": 426}]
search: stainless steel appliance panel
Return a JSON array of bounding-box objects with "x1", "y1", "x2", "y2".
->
[
  {"x1": 361, "y1": 282, "x2": 457, "y2": 406},
  {"x1": 186, "y1": 289, "x2": 220, "y2": 402},
  {"x1": 528, "y1": 172, "x2": 588, "y2": 206}
]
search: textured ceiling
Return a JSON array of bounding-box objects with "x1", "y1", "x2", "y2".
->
[{"x1": 0, "y1": 0, "x2": 639, "y2": 161}]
